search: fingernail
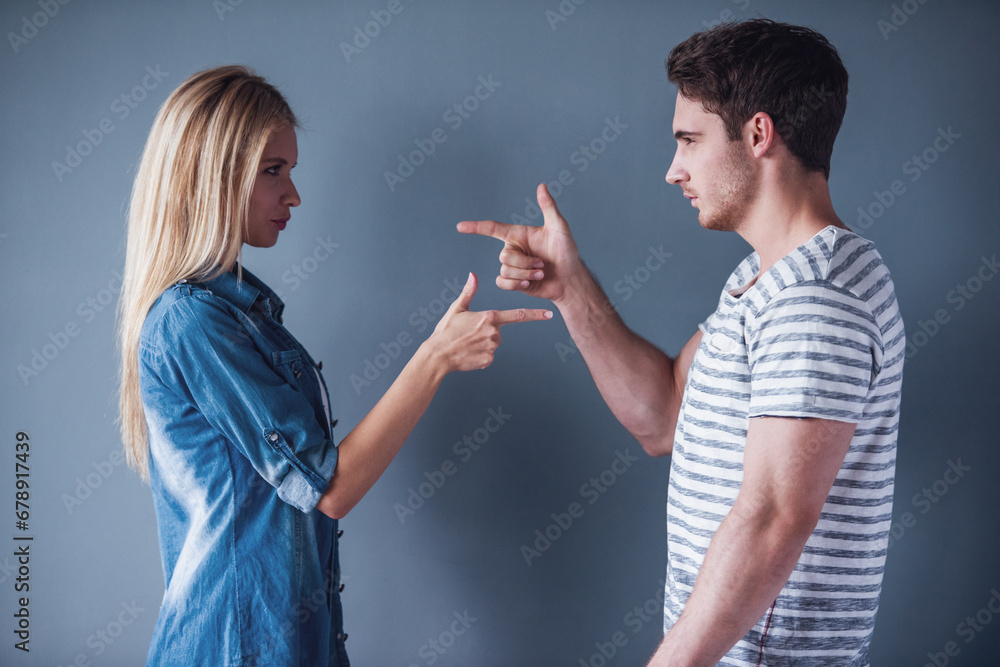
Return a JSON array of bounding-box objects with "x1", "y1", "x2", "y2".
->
[
  {"x1": 534, "y1": 260, "x2": 544, "y2": 268},
  {"x1": 519, "y1": 280, "x2": 529, "y2": 289},
  {"x1": 532, "y1": 271, "x2": 543, "y2": 280},
  {"x1": 544, "y1": 310, "x2": 553, "y2": 319}
]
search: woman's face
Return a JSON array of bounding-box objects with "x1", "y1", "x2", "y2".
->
[{"x1": 245, "y1": 124, "x2": 300, "y2": 248}]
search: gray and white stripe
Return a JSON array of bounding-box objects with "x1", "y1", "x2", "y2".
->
[{"x1": 664, "y1": 226, "x2": 904, "y2": 666}]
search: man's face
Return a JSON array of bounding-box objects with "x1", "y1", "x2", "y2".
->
[{"x1": 665, "y1": 93, "x2": 757, "y2": 233}]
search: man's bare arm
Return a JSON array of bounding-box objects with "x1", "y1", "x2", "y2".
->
[
  {"x1": 646, "y1": 416, "x2": 856, "y2": 666},
  {"x1": 556, "y1": 264, "x2": 701, "y2": 455},
  {"x1": 459, "y1": 184, "x2": 700, "y2": 455}
]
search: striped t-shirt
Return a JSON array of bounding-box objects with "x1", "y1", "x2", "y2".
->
[{"x1": 664, "y1": 225, "x2": 904, "y2": 666}]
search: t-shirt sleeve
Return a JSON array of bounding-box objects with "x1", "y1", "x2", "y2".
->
[
  {"x1": 150, "y1": 293, "x2": 337, "y2": 513},
  {"x1": 745, "y1": 282, "x2": 883, "y2": 423}
]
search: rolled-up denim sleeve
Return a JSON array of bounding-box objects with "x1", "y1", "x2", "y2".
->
[{"x1": 150, "y1": 293, "x2": 336, "y2": 513}]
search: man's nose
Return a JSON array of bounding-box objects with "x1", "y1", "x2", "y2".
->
[{"x1": 665, "y1": 151, "x2": 687, "y2": 185}]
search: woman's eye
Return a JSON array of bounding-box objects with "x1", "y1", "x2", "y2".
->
[{"x1": 265, "y1": 166, "x2": 280, "y2": 175}]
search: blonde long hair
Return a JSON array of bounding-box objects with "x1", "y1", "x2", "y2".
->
[{"x1": 117, "y1": 65, "x2": 297, "y2": 480}]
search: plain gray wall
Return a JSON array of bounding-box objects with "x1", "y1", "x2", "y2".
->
[{"x1": 2, "y1": 0, "x2": 998, "y2": 665}]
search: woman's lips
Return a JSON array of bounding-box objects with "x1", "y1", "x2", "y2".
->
[{"x1": 273, "y1": 218, "x2": 288, "y2": 230}]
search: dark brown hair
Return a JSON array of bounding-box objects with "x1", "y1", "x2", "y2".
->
[{"x1": 666, "y1": 18, "x2": 848, "y2": 179}]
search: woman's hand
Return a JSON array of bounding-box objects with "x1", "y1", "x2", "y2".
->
[{"x1": 427, "y1": 272, "x2": 552, "y2": 373}]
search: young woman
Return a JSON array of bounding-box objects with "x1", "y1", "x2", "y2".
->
[{"x1": 116, "y1": 65, "x2": 550, "y2": 666}]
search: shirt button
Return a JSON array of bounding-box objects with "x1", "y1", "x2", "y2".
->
[
  {"x1": 338, "y1": 583, "x2": 345, "y2": 592},
  {"x1": 337, "y1": 529, "x2": 344, "y2": 538},
  {"x1": 330, "y1": 419, "x2": 338, "y2": 428},
  {"x1": 293, "y1": 368, "x2": 302, "y2": 378},
  {"x1": 268, "y1": 432, "x2": 279, "y2": 443},
  {"x1": 317, "y1": 361, "x2": 323, "y2": 370},
  {"x1": 344, "y1": 633, "x2": 348, "y2": 641}
]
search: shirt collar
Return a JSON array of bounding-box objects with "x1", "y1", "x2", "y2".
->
[{"x1": 198, "y1": 265, "x2": 285, "y2": 321}]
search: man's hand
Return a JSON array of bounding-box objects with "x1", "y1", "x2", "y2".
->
[{"x1": 457, "y1": 183, "x2": 582, "y2": 304}]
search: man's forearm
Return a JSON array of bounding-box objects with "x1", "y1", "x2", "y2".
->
[
  {"x1": 554, "y1": 263, "x2": 681, "y2": 455},
  {"x1": 648, "y1": 501, "x2": 813, "y2": 666}
]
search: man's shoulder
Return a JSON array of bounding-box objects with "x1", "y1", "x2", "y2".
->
[{"x1": 766, "y1": 226, "x2": 893, "y2": 305}]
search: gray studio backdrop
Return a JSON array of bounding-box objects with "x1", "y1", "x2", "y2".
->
[{"x1": 2, "y1": 0, "x2": 999, "y2": 665}]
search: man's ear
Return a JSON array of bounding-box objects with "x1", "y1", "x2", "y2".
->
[{"x1": 746, "y1": 111, "x2": 777, "y2": 159}]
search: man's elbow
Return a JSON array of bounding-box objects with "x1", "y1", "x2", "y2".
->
[
  {"x1": 737, "y1": 496, "x2": 822, "y2": 547},
  {"x1": 638, "y1": 433, "x2": 673, "y2": 458}
]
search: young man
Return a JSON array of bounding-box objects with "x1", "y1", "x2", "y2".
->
[{"x1": 460, "y1": 18, "x2": 903, "y2": 666}]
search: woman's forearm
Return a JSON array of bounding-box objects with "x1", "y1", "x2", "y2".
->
[{"x1": 315, "y1": 340, "x2": 448, "y2": 519}]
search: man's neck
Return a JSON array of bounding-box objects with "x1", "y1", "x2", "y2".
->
[{"x1": 736, "y1": 170, "x2": 846, "y2": 276}]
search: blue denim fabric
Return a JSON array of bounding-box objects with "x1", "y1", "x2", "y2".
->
[{"x1": 138, "y1": 265, "x2": 349, "y2": 666}]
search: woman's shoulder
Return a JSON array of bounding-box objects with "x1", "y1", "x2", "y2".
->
[{"x1": 140, "y1": 283, "x2": 243, "y2": 352}]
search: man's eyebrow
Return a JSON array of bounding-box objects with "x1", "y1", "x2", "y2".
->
[{"x1": 673, "y1": 130, "x2": 703, "y2": 141}]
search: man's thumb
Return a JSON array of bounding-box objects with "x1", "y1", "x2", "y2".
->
[
  {"x1": 538, "y1": 183, "x2": 570, "y2": 232},
  {"x1": 450, "y1": 272, "x2": 477, "y2": 312}
]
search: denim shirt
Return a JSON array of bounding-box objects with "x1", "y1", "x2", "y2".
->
[{"x1": 138, "y1": 265, "x2": 349, "y2": 666}]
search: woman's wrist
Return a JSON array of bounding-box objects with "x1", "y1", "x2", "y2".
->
[{"x1": 413, "y1": 334, "x2": 452, "y2": 383}]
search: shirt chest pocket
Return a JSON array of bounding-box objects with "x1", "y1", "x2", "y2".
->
[
  {"x1": 271, "y1": 349, "x2": 307, "y2": 388},
  {"x1": 696, "y1": 329, "x2": 751, "y2": 389}
]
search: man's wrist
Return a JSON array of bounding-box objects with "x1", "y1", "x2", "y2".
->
[{"x1": 552, "y1": 260, "x2": 593, "y2": 312}]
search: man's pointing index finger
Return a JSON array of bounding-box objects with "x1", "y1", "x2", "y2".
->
[{"x1": 456, "y1": 219, "x2": 516, "y2": 242}]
